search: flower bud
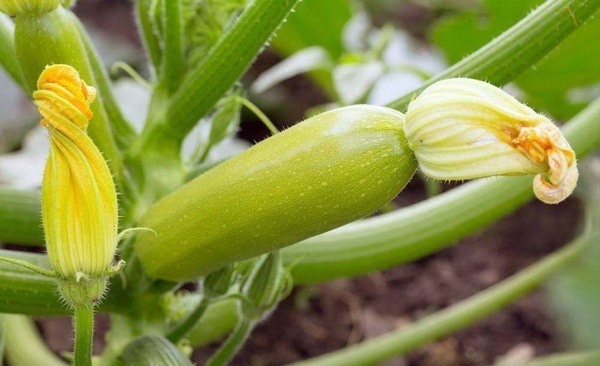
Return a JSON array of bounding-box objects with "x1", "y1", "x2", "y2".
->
[
  {"x1": 0, "y1": 0, "x2": 60, "y2": 16},
  {"x1": 404, "y1": 78, "x2": 578, "y2": 204},
  {"x1": 36, "y1": 64, "x2": 118, "y2": 303},
  {"x1": 240, "y1": 253, "x2": 291, "y2": 320}
]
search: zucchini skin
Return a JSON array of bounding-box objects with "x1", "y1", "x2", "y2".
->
[{"x1": 136, "y1": 105, "x2": 417, "y2": 281}]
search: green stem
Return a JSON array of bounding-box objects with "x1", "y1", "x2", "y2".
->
[
  {"x1": 290, "y1": 237, "x2": 586, "y2": 366},
  {"x1": 5, "y1": 315, "x2": 66, "y2": 366},
  {"x1": 76, "y1": 18, "x2": 136, "y2": 149},
  {"x1": 387, "y1": 0, "x2": 600, "y2": 111},
  {"x1": 163, "y1": 0, "x2": 185, "y2": 94},
  {"x1": 73, "y1": 305, "x2": 94, "y2": 366},
  {"x1": 0, "y1": 188, "x2": 44, "y2": 246},
  {"x1": 187, "y1": 297, "x2": 240, "y2": 347},
  {"x1": 0, "y1": 14, "x2": 25, "y2": 88},
  {"x1": 166, "y1": 297, "x2": 210, "y2": 343},
  {"x1": 112, "y1": 61, "x2": 152, "y2": 89},
  {"x1": 206, "y1": 320, "x2": 254, "y2": 366},
  {"x1": 236, "y1": 97, "x2": 279, "y2": 135},
  {"x1": 282, "y1": 95, "x2": 600, "y2": 284},
  {"x1": 523, "y1": 351, "x2": 600, "y2": 366},
  {"x1": 134, "y1": 0, "x2": 162, "y2": 75},
  {"x1": 0, "y1": 256, "x2": 55, "y2": 277}
]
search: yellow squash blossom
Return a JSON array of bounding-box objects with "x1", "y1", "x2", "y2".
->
[
  {"x1": 35, "y1": 64, "x2": 118, "y2": 304},
  {"x1": 404, "y1": 78, "x2": 578, "y2": 204}
]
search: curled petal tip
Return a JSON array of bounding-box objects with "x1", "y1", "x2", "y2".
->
[
  {"x1": 35, "y1": 64, "x2": 96, "y2": 129},
  {"x1": 533, "y1": 164, "x2": 579, "y2": 204}
]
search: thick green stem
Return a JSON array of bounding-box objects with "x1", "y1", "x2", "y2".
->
[
  {"x1": 282, "y1": 96, "x2": 600, "y2": 284},
  {"x1": 387, "y1": 0, "x2": 600, "y2": 111},
  {"x1": 163, "y1": 0, "x2": 184, "y2": 94},
  {"x1": 290, "y1": 237, "x2": 586, "y2": 366},
  {"x1": 206, "y1": 320, "x2": 254, "y2": 366},
  {"x1": 4, "y1": 315, "x2": 66, "y2": 366},
  {"x1": 74, "y1": 305, "x2": 94, "y2": 366},
  {"x1": 166, "y1": 297, "x2": 210, "y2": 343},
  {"x1": 0, "y1": 249, "x2": 132, "y2": 315},
  {"x1": 0, "y1": 188, "x2": 44, "y2": 245}
]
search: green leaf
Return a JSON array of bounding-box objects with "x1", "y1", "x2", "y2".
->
[
  {"x1": 269, "y1": 0, "x2": 351, "y2": 97},
  {"x1": 271, "y1": 0, "x2": 350, "y2": 59},
  {"x1": 431, "y1": 0, "x2": 600, "y2": 119}
]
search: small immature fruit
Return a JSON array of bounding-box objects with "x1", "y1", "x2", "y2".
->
[
  {"x1": 136, "y1": 105, "x2": 417, "y2": 281},
  {"x1": 0, "y1": 0, "x2": 60, "y2": 16}
]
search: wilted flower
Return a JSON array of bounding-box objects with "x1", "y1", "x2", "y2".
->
[
  {"x1": 404, "y1": 78, "x2": 577, "y2": 204},
  {"x1": 36, "y1": 64, "x2": 118, "y2": 304}
]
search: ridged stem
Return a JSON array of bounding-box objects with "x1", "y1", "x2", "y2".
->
[
  {"x1": 163, "y1": 0, "x2": 184, "y2": 94},
  {"x1": 0, "y1": 188, "x2": 44, "y2": 245},
  {"x1": 134, "y1": 0, "x2": 162, "y2": 75},
  {"x1": 166, "y1": 297, "x2": 210, "y2": 343},
  {"x1": 206, "y1": 320, "x2": 254, "y2": 366}
]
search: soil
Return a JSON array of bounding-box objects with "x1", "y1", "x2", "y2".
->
[{"x1": 30, "y1": 1, "x2": 585, "y2": 365}]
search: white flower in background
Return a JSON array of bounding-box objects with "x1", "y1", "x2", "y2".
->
[
  {"x1": 251, "y1": 11, "x2": 447, "y2": 107},
  {"x1": 368, "y1": 31, "x2": 446, "y2": 105}
]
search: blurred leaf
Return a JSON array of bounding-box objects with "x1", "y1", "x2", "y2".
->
[
  {"x1": 431, "y1": 0, "x2": 600, "y2": 119},
  {"x1": 333, "y1": 61, "x2": 385, "y2": 104},
  {"x1": 548, "y1": 157, "x2": 600, "y2": 349},
  {"x1": 252, "y1": 46, "x2": 332, "y2": 93},
  {"x1": 269, "y1": 0, "x2": 352, "y2": 97},
  {"x1": 271, "y1": 0, "x2": 351, "y2": 59}
]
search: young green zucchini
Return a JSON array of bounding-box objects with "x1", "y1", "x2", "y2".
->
[{"x1": 136, "y1": 105, "x2": 417, "y2": 281}]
